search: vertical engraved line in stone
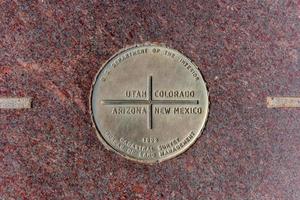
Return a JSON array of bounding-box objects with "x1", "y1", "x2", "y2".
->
[
  {"x1": 148, "y1": 76, "x2": 153, "y2": 101},
  {"x1": 148, "y1": 76, "x2": 153, "y2": 129},
  {"x1": 148, "y1": 104, "x2": 153, "y2": 129}
]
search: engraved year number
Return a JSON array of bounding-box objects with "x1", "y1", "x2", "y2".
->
[{"x1": 142, "y1": 137, "x2": 158, "y2": 143}]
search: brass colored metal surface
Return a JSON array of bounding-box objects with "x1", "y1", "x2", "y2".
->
[{"x1": 90, "y1": 44, "x2": 209, "y2": 163}]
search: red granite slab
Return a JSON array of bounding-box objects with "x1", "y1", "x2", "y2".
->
[{"x1": 0, "y1": 0, "x2": 299, "y2": 199}]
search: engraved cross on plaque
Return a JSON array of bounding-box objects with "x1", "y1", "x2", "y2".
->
[{"x1": 101, "y1": 76, "x2": 199, "y2": 129}]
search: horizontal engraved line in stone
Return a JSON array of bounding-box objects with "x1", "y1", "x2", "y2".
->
[
  {"x1": 267, "y1": 97, "x2": 300, "y2": 108},
  {"x1": 101, "y1": 99, "x2": 199, "y2": 105},
  {"x1": 0, "y1": 97, "x2": 32, "y2": 109}
]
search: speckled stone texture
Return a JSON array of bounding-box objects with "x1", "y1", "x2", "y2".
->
[{"x1": 0, "y1": 0, "x2": 299, "y2": 199}]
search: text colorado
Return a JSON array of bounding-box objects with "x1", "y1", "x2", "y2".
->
[{"x1": 154, "y1": 90, "x2": 195, "y2": 98}]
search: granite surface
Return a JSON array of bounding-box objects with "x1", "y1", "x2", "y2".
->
[{"x1": 0, "y1": 0, "x2": 300, "y2": 199}]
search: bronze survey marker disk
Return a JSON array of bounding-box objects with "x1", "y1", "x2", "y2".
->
[{"x1": 90, "y1": 44, "x2": 209, "y2": 163}]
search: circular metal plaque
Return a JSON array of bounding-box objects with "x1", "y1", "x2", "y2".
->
[{"x1": 90, "y1": 44, "x2": 209, "y2": 163}]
